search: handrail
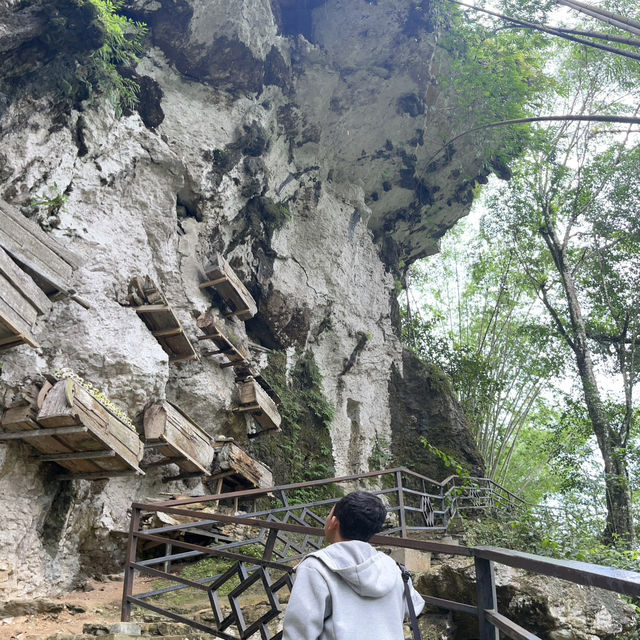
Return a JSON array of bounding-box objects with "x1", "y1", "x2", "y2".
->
[
  {"x1": 121, "y1": 496, "x2": 640, "y2": 639},
  {"x1": 150, "y1": 467, "x2": 405, "y2": 508},
  {"x1": 474, "y1": 546, "x2": 640, "y2": 597},
  {"x1": 123, "y1": 468, "x2": 637, "y2": 639}
]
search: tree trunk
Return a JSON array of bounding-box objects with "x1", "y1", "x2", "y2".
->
[
  {"x1": 575, "y1": 352, "x2": 635, "y2": 545},
  {"x1": 541, "y1": 222, "x2": 635, "y2": 545}
]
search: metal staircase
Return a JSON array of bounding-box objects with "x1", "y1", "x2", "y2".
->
[{"x1": 120, "y1": 467, "x2": 640, "y2": 640}]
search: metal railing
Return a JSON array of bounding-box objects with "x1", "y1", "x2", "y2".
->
[{"x1": 121, "y1": 467, "x2": 640, "y2": 639}]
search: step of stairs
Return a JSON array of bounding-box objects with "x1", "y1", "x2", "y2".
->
[{"x1": 46, "y1": 620, "x2": 219, "y2": 640}]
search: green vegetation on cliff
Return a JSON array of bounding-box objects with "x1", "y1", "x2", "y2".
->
[
  {"x1": 250, "y1": 351, "x2": 336, "y2": 504},
  {"x1": 87, "y1": 0, "x2": 148, "y2": 111}
]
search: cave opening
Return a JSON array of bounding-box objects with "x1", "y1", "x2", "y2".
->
[{"x1": 276, "y1": 0, "x2": 329, "y2": 41}]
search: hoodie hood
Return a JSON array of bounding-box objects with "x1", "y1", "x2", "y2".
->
[{"x1": 308, "y1": 541, "x2": 399, "y2": 598}]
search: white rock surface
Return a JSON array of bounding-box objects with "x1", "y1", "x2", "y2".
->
[{"x1": 0, "y1": 0, "x2": 486, "y2": 597}]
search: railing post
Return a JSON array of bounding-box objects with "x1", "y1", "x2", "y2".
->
[
  {"x1": 396, "y1": 470, "x2": 407, "y2": 537},
  {"x1": 441, "y1": 479, "x2": 448, "y2": 528},
  {"x1": 475, "y1": 556, "x2": 499, "y2": 640},
  {"x1": 262, "y1": 528, "x2": 279, "y2": 562},
  {"x1": 121, "y1": 506, "x2": 141, "y2": 622}
]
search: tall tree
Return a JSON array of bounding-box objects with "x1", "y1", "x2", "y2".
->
[
  {"x1": 484, "y1": 42, "x2": 640, "y2": 544},
  {"x1": 404, "y1": 223, "x2": 562, "y2": 491}
]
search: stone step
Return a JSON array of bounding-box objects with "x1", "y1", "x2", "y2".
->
[
  {"x1": 46, "y1": 621, "x2": 220, "y2": 640},
  {"x1": 46, "y1": 636, "x2": 216, "y2": 640}
]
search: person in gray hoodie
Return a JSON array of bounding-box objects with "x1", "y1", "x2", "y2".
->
[{"x1": 282, "y1": 491, "x2": 425, "y2": 640}]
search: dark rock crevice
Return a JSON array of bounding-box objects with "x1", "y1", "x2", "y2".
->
[
  {"x1": 271, "y1": 0, "x2": 329, "y2": 41},
  {"x1": 389, "y1": 350, "x2": 484, "y2": 479}
]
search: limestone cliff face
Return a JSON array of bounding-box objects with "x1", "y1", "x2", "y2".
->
[{"x1": 0, "y1": 0, "x2": 488, "y2": 597}]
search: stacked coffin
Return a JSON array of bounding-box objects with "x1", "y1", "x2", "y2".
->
[
  {"x1": 143, "y1": 402, "x2": 215, "y2": 478},
  {"x1": 0, "y1": 378, "x2": 144, "y2": 479},
  {"x1": 0, "y1": 199, "x2": 80, "y2": 351}
]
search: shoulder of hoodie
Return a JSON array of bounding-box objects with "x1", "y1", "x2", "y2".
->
[{"x1": 295, "y1": 543, "x2": 395, "y2": 573}]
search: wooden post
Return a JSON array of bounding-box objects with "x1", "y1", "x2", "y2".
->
[
  {"x1": 263, "y1": 529, "x2": 279, "y2": 562},
  {"x1": 396, "y1": 470, "x2": 407, "y2": 538},
  {"x1": 475, "y1": 556, "x2": 499, "y2": 640},
  {"x1": 121, "y1": 507, "x2": 141, "y2": 622},
  {"x1": 215, "y1": 477, "x2": 223, "y2": 507},
  {"x1": 163, "y1": 542, "x2": 173, "y2": 575}
]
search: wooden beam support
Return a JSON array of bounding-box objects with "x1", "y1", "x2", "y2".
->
[
  {"x1": 152, "y1": 328, "x2": 183, "y2": 338},
  {"x1": 35, "y1": 450, "x2": 116, "y2": 462},
  {"x1": 142, "y1": 457, "x2": 176, "y2": 469},
  {"x1": 0, "y1": 425, "x2": 88, "y2": 440},
  {"x1": 57, "y1": 469, "x2": 144, "y2": 481},
  {"x1": 169, "y1": 355, "x2": 199, "y2": 364},
  {"x1": 234, "y1": 404, "x2": 261, "y2": 413},
  {"x1": 143, "y1": 441, "x2": 172, "y2": 449},
  {"x1": 162, "y1": 471, "x2": 206, "y2": 483},
  {"x1": 199, "y1": 276, "x2": 228, "y2": 289},
  {"x1": 135, "y1": 304, "x2": 170, "y2": 314}
]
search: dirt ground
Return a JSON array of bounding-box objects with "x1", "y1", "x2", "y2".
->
[
  {"x1": 0, "y1": 574, "x2": 275, "y2": 640},
  {"x1": 0, "y1": 575, "x2": 153, "y2": 640}
]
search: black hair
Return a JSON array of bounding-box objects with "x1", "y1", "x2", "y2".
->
[{"x1": 333, "y1": 491, "x2": 386, "y2": 541}]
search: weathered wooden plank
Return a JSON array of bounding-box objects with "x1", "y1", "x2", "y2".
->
[
  {"x1": 37, "y1": 380, "x2": 53, "y2": 409},
  {"x1": 237, "y1": 380, "x2": 281, "y2": 434},
  {"x1": 0, "y1": 404, "x2": 71, "y2": 454},
  {"x1": 36, "y1": 379, "x2": 144, "y2": 474},
  {"x1": 0, "y1": 403, "x2": 77, "y2": 455},
  {"x1": 35, "y1": 450, "x2": 116, "y2": 462},
  {"x1": 235, "y1": 404, "x2": 260, "y2": 412},
  {"x1": 0, "y1": 333, "x2": 24, "y2": 347},
  {"x1": 168, "y1": 354, "x2": 199, "y2": 364},
  {"x1": 0, "y1": 246, "x2": 70, "y2": 297},
  {"x1": 135, "y1": 304, "x2": 171, "y2": 314},
  {"x1": 0, "y1": 425, "x2": 87, "y2": 439},
  {"x1": 144, "y1": 402, "x2": 214, "y2": 475},
  {"x1": 70, "y1": 389, "x2": 143, "y2": 462},
  {"x1": 57, "y1": 469, "x2": 143, "y2": 481},
  {"x1": 0, "y1": 198, "x2": 81, "y2": 270},
  {"x1": 0, "y1": 246, "x2": 52, "y2": 315},
  {"x1": 212, "y1": 440, "x2": 273, "y2": 488},
  {"x1": 202, "y1": 253, "x2": 257, "y2": 320},
  {"x1": 1, "y1": 404, "x2": 37, "y2": 432},
  {"x1": 129, "y1": 276, "x2": 199, "y2": 364},
  {"x1": 0, "y1": 270, "x2": 40, "y2": 329},
  {"x1": 198, "y1": 276, "x2": 228, "y2": 288},
  {"x1": 0, "y1": 287, "x2": 39, "y2": 348},
  {"x1": 152, "y1": 328, "x2": 183, "y2": 338},
  {"x1": 0, "y1": 210, "x2": 74, "y2": 291}
]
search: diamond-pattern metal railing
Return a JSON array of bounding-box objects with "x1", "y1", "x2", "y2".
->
[{"x1": 120, "y1": 467, "x2": 530, "y2": 638}]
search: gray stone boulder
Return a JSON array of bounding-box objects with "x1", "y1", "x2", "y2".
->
[{"x1": 416, "y1": 557, "x2": 636, "y2": 640}]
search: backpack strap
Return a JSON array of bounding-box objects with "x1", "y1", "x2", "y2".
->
[
  {"x1": 397, "y1": 563, "x2": 423, "y2": 640},
  {"x1": 397, "y1": 562, "x2": 423, "y2": 640}
]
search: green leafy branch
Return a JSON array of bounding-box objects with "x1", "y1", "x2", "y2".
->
[
  {"x1": 422, "y1": 438, "x2": 470, "y2": 478},
  {"x1": 88, "y1": 0, "x2": 148, "y2": 113}
]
